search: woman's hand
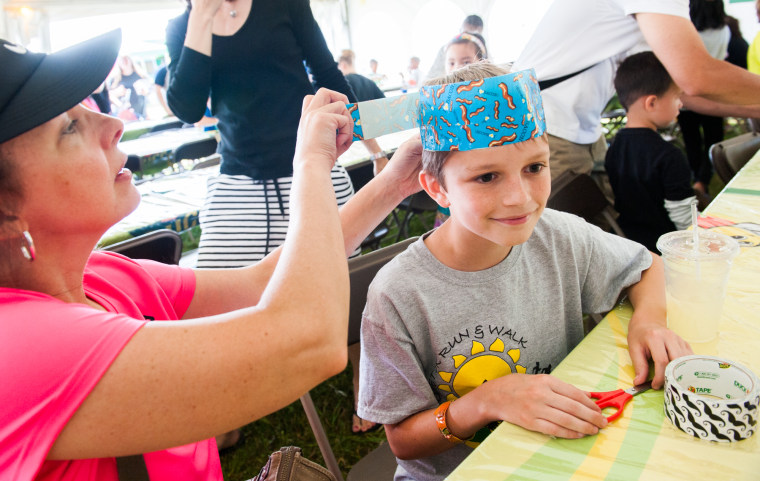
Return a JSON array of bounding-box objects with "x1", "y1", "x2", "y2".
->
[
  {"x1": 189, "y1": 0, "x2": 226, "y2": 19},
  {"x1": 185, "y1": 0, "x2": 227, "y2": 55},
  {"x1": 378, "y1": 134, "x2": 423, "y2": 199},
  {"x1": 294, "y1": 88, "x2": 353, "y2": 172}
]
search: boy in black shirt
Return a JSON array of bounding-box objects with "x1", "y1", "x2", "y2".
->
[{"x1": 605, "y1": 51, "x2": 696, "y2": 251}]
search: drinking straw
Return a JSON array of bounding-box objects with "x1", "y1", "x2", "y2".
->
[{"x1": 691, "y1": 198, "x2": 700, "y2": 277}]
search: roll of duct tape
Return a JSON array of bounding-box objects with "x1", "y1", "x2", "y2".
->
[{"x1": 664, "y1": 355, "x2": 760, "y2": 442}]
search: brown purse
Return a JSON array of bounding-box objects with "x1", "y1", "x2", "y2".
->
[{"x1": 249, "y1": 446, "x2": 337, "y2": 481}]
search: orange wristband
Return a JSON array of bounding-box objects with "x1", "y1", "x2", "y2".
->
[{"x1": 434, "y1": 401, "x2": 466, "y2": 444}]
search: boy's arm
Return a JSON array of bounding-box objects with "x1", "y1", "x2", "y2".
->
[
  {"x1": 664, "y1": 197, "x2": 696, "y2": 230},
  {"x1": 385, "y1": 374, "x2": 606, "y2": 460},
  {"x1": 626, "y1": 253, "x2": 692, "y2": 389},
  {"x1": 661, "y1": 149, "x2": 698, "y2": 231}
]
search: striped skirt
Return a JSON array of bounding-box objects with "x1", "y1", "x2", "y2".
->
[{"x1": 196, "y1": 164, "x2": 355, "y2": 268}]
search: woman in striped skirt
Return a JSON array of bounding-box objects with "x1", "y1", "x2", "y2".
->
[
  {"x1": 166, "y1": 0, "x2": 363, "y2": 267},
  {"x1": 197, "y1": 166, "x2": 356, "y2": 267}
]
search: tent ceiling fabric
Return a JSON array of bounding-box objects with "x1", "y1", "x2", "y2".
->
[
  {"x1": 2, "y1": 0, "x2": 179, "y2": 6},
  {"x1": 1, "y1": 0, "x2": 182, "y2": 18}
]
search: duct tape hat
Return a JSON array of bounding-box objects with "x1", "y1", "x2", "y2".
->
[
  {"x1": 0, "y1": 29, "x2": 121, "y2": 144},
  {"x1": 347, "y1": 68, "x2": 546, "y2": 152}
]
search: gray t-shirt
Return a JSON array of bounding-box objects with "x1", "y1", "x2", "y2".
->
[{"x1": 357, "y1": 209, "x2": 651, "y2": 481}]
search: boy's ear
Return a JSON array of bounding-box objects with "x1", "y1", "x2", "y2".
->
[
  {"x1": 419, "y1": 170, "x2": 450, "y2": 208},
  {"x1": 643, "y1": 94, "x2": 658, "y2": 112}
]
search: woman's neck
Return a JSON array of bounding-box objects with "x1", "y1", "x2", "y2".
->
[
  {"x1": 0, "y1": 234, "x2": 96, "y2": 306},
  {"x1": 212, "y1": 0, "x2": 252, "y2": 36}
]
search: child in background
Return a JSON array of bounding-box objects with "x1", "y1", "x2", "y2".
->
[
  {"x1": 357, "y1": 63, "x2": 690, "y2": 481},
  {"x1": 444, "y1": 32, "x2": 488, "y2": 73},
  {"x1": 605, "y1": 51, "x2": 697, "y2": 252},
  {"x1": 435, "y1": 32, "x2": 489, "y2": 227},
  {"x1": 404, "y1": 56, "x2": 422, "y2": 90}
]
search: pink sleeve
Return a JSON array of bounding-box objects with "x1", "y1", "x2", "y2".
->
[
  {"x1": 90, "y1": 251, "x2": 197, "y2": 319},
  {"x1": 0, "y1": 254, "x2": 219, "y2": 480},
  {"x1": 0, "y1": 295, "x2": 145, "y2": 478},
  {"x1": 133, "y1": 258, "x2": 196, "y2": 318}
]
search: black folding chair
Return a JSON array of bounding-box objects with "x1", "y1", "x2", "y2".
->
[
  {"x1": 708, "y1": 132, "x2": 760, "y2": 184},
  {"x1": 393, "y1": 192, "x2": 438, "y2": 242},
  {"x1": 300, "y1": 237, "x2": 418, "y2": 481},
  {"x1": 173, "y1": 136, "x2": 218, "y2": 164},
  {"x1": 346, "y1": 156, "x2": 394, "y2": 251},
  {"x1": 345, "y1": 159, "x2": 375, "y2": 193},
  {"x1": 103, "y1": 229, "x2": 183, "y2": 265},
  {"x1": 360, "y1": 222, "x2": 391, "y2": 251},
  {"x1": 148, "y1": 119, "x2": 185, "y2": 133},
  {"x1": 126, "y1": 154, "x2": 141, "y2": 176},
  {"x1": 548, "y1": 171, "x2": 625, "y2": 237},
  {"x1": 190, "y1": 153, "x2": 222, "y2": 171}
]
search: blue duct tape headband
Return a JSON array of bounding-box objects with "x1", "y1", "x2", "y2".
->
[
  {"x1": 347, "y1": 93, "x2": 420, "y2": 142},
  {"x1": 346, "y1": 69, "x2": 546, "y2": 152}
]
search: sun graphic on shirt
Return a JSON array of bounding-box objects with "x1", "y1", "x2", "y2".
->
[{"x1": 437, "y1": 338, "x2": 526, "y2": 401}]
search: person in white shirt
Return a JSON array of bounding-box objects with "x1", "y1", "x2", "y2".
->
[{"x1": 514, "y1": 0, "x2": 760, "y2": 183}]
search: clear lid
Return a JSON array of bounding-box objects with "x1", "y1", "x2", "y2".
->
[{"x1": 656, "y1": 229, "x2": 740, "y2": 261}]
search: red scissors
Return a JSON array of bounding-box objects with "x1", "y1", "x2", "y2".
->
[{"x1": 589, "y1": 381, "x2": 652, "y2": 422}]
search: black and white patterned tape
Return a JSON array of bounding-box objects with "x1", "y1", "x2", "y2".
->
[{"x1": 664, "y1": 355, "x2": 759, "y2": 442}]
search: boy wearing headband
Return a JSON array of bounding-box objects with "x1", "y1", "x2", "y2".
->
[{"x1": 357, "y1": 63, "x2": 690, "y2": 481}]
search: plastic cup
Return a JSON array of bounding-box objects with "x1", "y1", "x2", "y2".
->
[{"x1": 657, "y1": 230, "x2": 739, "y2": 349}]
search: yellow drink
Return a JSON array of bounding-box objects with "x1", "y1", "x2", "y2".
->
[{"x1": 657, "y1": 230, "x2": 739, "y2": 350}]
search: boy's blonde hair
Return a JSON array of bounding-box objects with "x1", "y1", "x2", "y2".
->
[{"x1": 422, "y1": 62, "x2": 509, "y2": 187}]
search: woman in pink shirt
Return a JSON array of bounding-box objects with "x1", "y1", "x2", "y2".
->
[{"x1": 0, "y1": 29, "x2": 423, "y2": 481}]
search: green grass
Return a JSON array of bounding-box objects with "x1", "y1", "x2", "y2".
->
[
  {"x1": 219, "y1": 209, "x2": 436, "y2": 480},
  {"x1": 180, "y1": 225, "x2": 202, "y2": 252},
  {"x1": 220, "y1": 367, "x2": 388, "y2": 480}
]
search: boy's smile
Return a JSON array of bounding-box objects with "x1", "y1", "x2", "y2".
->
[{"x1": 421, "y1": 137, "x2": 551, "y2": 271}]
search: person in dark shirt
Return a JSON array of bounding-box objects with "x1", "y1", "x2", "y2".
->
[
  {"x1": 109, "y1": 54, "x2": 149, "y2": 120},
  {"x1": 676, "y1": 0, "x2": 729, "y2": 196},
  {"x1": 337, "y1": 49, "x2": 384, "y2": 101},
  {"x1": 337, "y1": 49, "x2": 389, "y2": 174},
  {"x1": 153, "y1": 65, "x2": 173, "y2": 117},
  {"x1": 166, "y1": 0, "x2": 359, "y2": 268},
  {"x1": 726, "y1": 16, "x2": 749, "y2": 69},
  {"x1": 89, "y1": 82, "x2": 111, "y2": 115},
  {"x1": 605, "y1": 52, "x2": 697, "y2": 252}
]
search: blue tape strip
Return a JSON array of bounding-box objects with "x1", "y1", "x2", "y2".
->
[{"x1": 346, "y1": 69, "x2": 546, "y2": 152}]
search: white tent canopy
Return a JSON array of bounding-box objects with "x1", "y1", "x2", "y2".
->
[
  {"x1": 3, "y1": 0, "x2": 759, "y2": 83},
  {"x1": 0, "y1": 0, "x2": 554, "y2": 76}
]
